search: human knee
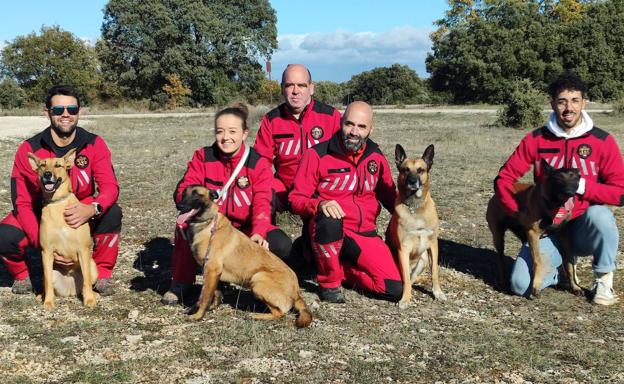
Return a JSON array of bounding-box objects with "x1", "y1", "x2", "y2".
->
[
  {"x1": 267, "y1": 229, "x2": 293, "y2": 260},
  {"x1": 509, "y1": 272, "x2": 530, "y2": 297},
  {"x1": 93, "y1": 204, "x2": 123, "y2": 234},
  {"x1": 0, "y1": 224, "x2": 25, "y2": 255},
  {"x1": 313, "y1": 215, "x2": 343, "y2": 244},
  {"x1": 582, "y1": 205, "x2": 617, "y2": 233},
  {"x1": 382, "y1": 279, "x2": 403, "y2": 302}
]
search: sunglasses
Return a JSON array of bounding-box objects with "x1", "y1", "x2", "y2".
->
[{"x1": 49, "y1": 105, "x2": 80, "y2": 116}]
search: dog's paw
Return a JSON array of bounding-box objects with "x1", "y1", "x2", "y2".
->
[
  {"x1": 433, "y1": 291, "x2": 447, "y2": 301},
  {"x1": 189, "y1": 312, "x2": 204, "y2": 321},
  {"x1": 43, "y1": 300, "x2": 55, "y2": 310},
  {"x1": 397, "y1": 300, "x2": 410, "y2": 310},
  {"x1": 83, "y1": 295, "x2": 97, "y2": 308}
]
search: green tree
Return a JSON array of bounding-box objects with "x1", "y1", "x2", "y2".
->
[
  {"x1": 97, "y1": 0, "x2": 277, "y2": 106},
  {"x1": 497, "y1": 78, "x2": 546, "y2": 129},
  {"x1": 345, "y1": 64, "x2": 429, "y2": 105},
  {"x1": 0, "y1": 78, "x2": 27, "y2": 109},
  {"x1": 313, "y1": 81, "x2": 345, "y2": 106},
  {"x1": 0, "y1": 26, "x2": 99, "y2": 103}
]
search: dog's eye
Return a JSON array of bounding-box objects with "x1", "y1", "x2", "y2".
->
[
  {"x1": 54, "y1": 163, "x2": 63, "y2": 168},
  {"x1": 416, "y1": 168, "x2": 424, "y2": 174},
  {"x1": 401, "y1": 168, "x2": 410, "y2": 175}
]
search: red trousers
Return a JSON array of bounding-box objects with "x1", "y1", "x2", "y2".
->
[
  {"x1": 0, "y1": 205, "x2": 122, "y2": 280},
  {"x1": 309, "y1": 214, "x2": 402, "y2": 300}
]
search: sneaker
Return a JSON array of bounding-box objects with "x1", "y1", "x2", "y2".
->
[
  {"x1": 161, "y1": 282, "x2": 191, "y2": 306},
  {"x1": 11, "y1": 277, "x2": 32, "y2": 294},
  {"x1": 591, "y1": 272, "x2": 619, "y2": 306},
  {"x1": 318, "y1": 287, "x2": 345, "y2": 303},
  {"x1": 93, "y1": 278, "x2": 115, "y2": 297}
]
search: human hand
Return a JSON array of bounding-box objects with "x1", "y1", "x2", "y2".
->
[
  {"x1": 250, "y1": 233, "x2": 269, "y2": 249},
  {"x1": 64, "y1": 202, "x2": 96, "y2": 228},
  {"x1": 318, "y1": 200, "x2": 345, "y2": 219},
  {"x1": 53, "y1": 251, "x2": 75, "y2": 268}
]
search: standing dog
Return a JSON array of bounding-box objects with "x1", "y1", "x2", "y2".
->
[
  {"x1": 486, "y1": 159, "x2": 580, "y2": 297},
  {"x1": 386, "y1": 144, "x2": 445, "y2": 309},
  {"x1": 28, "y1": 149, "x2": 98, "y2": 309},
  {"x1": 176, "y1": 185, "x2": 312, "y2": 327}
]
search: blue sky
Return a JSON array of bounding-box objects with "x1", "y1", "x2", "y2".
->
[{"x1": 0, "y1": 0, "x2": 448, "y2": 82}]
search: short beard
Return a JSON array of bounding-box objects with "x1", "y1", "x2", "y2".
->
[
  {"x1": 342, "y1": 133, "x2": 364, "y2": 152},
  {"x1": 51, "y1": 121, "x2": 78, "y2": 139}
]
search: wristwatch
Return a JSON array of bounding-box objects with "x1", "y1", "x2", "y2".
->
[{"x1": 92, "y1": 202, "x2": 102, "y2": 216}]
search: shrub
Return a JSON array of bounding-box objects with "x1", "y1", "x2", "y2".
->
[
  {"x1": 497, "y1": 79, "x2": 546, "y2": 129},
  {"x1": 0, "y1": 78, "x2": 27, "y2": 109}
]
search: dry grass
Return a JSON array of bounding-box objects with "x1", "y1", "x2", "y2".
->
[{"x1": 0, "y1": 111, "x2": 623, "y2": 383}]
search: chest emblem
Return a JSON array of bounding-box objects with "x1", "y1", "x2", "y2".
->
[
  {"x1": 310, "y1": 126, "x2": 324, "y2": 140},
  {"x1": 367, "y1": 160, "x2": 378, "y2": 175},
  {"x1": 577, "y1": 144, "x2": 592, "y2": 159},
  {"x1": 75, "y1": 154, "x2": 89, "y2": 169},
  {"x1": 237, "y1": 176, "x2": 250, "y2": 189}
]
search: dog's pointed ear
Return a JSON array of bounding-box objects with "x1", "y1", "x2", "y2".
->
[
  {"x1": 27, "y1": 152, "x2": 40, "y2": 172},
  {"x1": 64, "y1": 148, "x2": 77, "y2": 169},
  {"x1": 395, "y1": 144, "x2": 407, "y2": 170},
  {"x1": 208, "y1": 189, "x2": 219, "y2": 202},
  {"x1": 541, "y1": 158, "x2": 553, "y2": 175},
  {"x1": 422, "y1": 144, "x2": 434, "y2": 170}
]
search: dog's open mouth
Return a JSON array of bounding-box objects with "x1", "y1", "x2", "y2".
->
[
  {"x1": 41, "y1": 178, "x2": 62, "y2": 193},
  {"x1": 176, "y1": 208, "x2": 200, "y2": 225}
]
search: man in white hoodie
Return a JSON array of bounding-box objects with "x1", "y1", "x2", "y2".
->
[{"x1": 494, "y1": 73, "x2": 624, "y2": 305}]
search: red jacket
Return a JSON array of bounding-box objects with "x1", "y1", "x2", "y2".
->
[
  {"x1": 289, "y1": 132, "x2": 397, "y2": 234},
  {"x1": 174, "y1": 143, "x2": 272, "y2": 238},
  {"x1": 254, "y1": 99, "x2": 341, "y2": 190},
  {"x1": 495, "y1": 125, "x2": 624, "y2": 219},
  {"x1": 11, "y1": 126, "x2": 119, "y2": 247}
]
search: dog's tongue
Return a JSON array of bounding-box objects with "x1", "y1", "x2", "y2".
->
[
  {"x1": 552, "y1": 197, "x2": 575, "y2": 225},
  {"x1": 43, "y1": 183, "x2": 55, "y2": 192},
  {"x1": 176, "y1": 209, "x2": 199, "y2": 225}
]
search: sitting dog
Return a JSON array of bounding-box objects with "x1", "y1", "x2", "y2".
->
[
  {"x1": 486, "y1": 159, "x2": 581, "y2": 297},
  {"x1": 28, "y1": 149, "x2": 98, "y2": 309},
  {"x1": 176, "y1": 185, "x2": 312, "y2": 327},
  {"x1": 386, "y1": 144, "x2": 445, "y2": 309}
]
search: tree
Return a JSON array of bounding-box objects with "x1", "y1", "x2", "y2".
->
[
  {"x1": 162, "y1": 74, "x2": 192, "y2": 108},
  {"x1": 97, "y1": 0, "x2": 277, "y2": 106},
  {"x1": 313, "y1": 81, "x2": 345, "y2": 106},
  {"x1": 0, "y1": 78, "x2": 27, "y2": 109},
  {"x1": 345, "y1": 64, "x2": 429, "y2": 105},
  {"x1": 0, "y1": 26, "x2": 99, "y2": 104},
  {"x1": 497, "y1": 78, "x2": 546, "y2": 129}
]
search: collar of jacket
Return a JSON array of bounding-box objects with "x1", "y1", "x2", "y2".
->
[
  {"x1": 327, "y1": 131, "x2": 379, "y2": 165},
  {"x1": 41, "y1": 126, "x2": 89, "y2": 155},
  {"x1": 214, "y1": 141, "x2": 248, "y2": 166},
  {"x1": 279, "y1": 98, "x2": 314, "y2": 121}
]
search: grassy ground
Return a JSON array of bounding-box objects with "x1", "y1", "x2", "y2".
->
[{"x1": 0, "y1": 111, "x2": 623, "y2": 383}]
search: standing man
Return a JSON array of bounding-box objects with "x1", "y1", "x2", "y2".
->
[
  {"x1": 254, "y1": 64, "x2": 342, "y2": 211},
  {"x1": 0, "y1": 85, "x2": 122, "y2": 296},
  {"x1": 289, "y1": 101, "x2": 402, "y2": 303},
  {"x1": 495, "y1": 73, "x2": 624, "y2": 305}
]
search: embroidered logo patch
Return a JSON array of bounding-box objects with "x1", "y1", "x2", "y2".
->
[
  {"x1": 577, "y1": 144, "x2": 592, "y2": 159},
  {"x1": 75, "y1": 154, "x2": 89, "y2": 169},
  {"x1": 367, "y1": 160, "x2": 378, "y2": 175},
  {"x1": 310, "y1": 126, "x2": 324, "y2": 140},
  {"x1": 237, "y1": 176, "x2": 250, "y2": 189}
]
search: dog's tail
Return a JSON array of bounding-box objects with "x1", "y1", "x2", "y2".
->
[{"x1": 293, "y1": 294, "x2": 313, "y2": 328}]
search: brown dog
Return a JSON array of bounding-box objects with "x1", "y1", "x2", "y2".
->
[
  {"x1": 386, "y1": 144, "x2": 445, "y2": 308},
  {"x1": 176, "y1": 185, "x2": 312, "y2": 327},
  {"x1": 486, "y1": 159, "x2": 581, "y2": 297},
  {"x1": 28, "y1": 149, "x2": 98, "y2": 309}
]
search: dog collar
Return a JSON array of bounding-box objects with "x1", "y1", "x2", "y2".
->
[{"x1": 44, "y1": 193, "x2": 73, "y2": 205}]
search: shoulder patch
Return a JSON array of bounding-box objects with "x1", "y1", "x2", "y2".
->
[
  {"x1": 588, "y1": 126, "x2": 609, "y2": 141},
  {"x1": 266, "y1": 107, "x2": 281, "y2": 122},
  {"x1": 203, "y1": 146, "x2": 218, "y2": 162},
  {"x1": 312, "y1": 100, "x2": 336, "y2": 116}
]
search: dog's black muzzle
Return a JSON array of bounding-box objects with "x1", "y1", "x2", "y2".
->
[
  {"x1": 40, "y1": 173, "x2": 62, "y2": 193},
  {"x1": 405, "y1": 175, "x2": 421, "y2": 192}
]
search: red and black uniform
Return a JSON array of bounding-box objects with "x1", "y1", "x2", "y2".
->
[
  {"x1": 289, "y1": 132, "x2": 402, "y2": 300},
  {"x1": 0, "y1": 126, "x2": 122, "y2": 280},
  {"x1": 171, "y1": 143, "x2": 291, "y2": 284},
  {"x1": 254, "y1": 99, "x2": 341, "y2": 209},
  {"x1": 495, "y1": 126, "x2": 624, "y2": 218}
]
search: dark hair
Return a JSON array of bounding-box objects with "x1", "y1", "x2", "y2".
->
[
  {"x1": 548, "y1": 73, "x2": 587, "y2": 100},
  {"x1": 214, "y1": 103, "x2": 249, "y2": 131},
  {"x1": 45, "y1": 85, "x2": 82, "y2": 108},
  {"x1": 281, "y1": 64, "x2": 312, "y2": 85}
]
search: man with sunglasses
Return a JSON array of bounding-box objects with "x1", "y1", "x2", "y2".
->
[{"x1": 0, "y1": 85, "x2": 122, "y2": 296}]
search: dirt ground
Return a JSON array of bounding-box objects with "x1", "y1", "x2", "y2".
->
[{"x1": 0, "y1": 110, "x2": 622, "y2": 383}]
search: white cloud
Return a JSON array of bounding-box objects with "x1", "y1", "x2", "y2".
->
[{"x1": 271, "y1": 26, "x2": 433, "y2": 81}]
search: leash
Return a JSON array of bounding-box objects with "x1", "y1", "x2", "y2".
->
[
  {"x1": 202, "y1": 224, "x2": 217, "y2": 268},
  {"x1": 217, "y1": 143, "x2": 250, "y2": 201}
]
